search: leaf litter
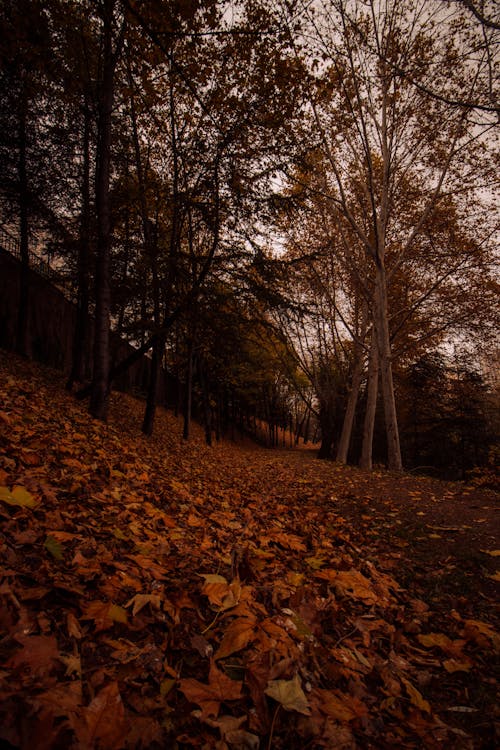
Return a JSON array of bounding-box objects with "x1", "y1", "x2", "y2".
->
[{"x1": 0, "y1": 352, "x2": 498, "y2": 749}]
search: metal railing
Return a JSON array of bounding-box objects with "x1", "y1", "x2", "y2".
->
[{"x1": 0, "y1": 224, "x2": 58, "y2": 282}]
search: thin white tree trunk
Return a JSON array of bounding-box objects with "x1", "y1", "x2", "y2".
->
[
  {"x1": 373, "y1": 265, "x2": 403, "y2": 471},
  {"x1": 360, "y1": 333, "x2": 379, "y2": 471}
]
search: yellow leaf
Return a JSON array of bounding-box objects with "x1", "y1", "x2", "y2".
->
[
  {"x1": 487, "y1": 571, "x2": 500, "y2": 582},
  {"x1": 481, "y1": 549, "x2": 500, "y2": 557},
  {"x1": 265, "y1": 674, "x2": 311, "y2": 715},
  {"x1": 0, "y1": 485, "x2": 37, "y2": 508}
]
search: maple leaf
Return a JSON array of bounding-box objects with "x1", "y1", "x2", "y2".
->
[
  {"x1": 81, "y1": 600, "x2": 128, "y2": 631},
  {"x1": 33, "y1": 681, "x2": 82, "y2": 716},
  {"x1": 316, "y1": 569, "x2": 378, "y2": 604},
  {"x1": 315, "y1": 688, "x2": 368, "y2": 722},
  {"x1": 125, "y1": 593, "x2": 162, "y2": 616},
  {"x1": 179, "y1": 660, "x2": 243, "y2": 719},
  {"x1": 265, "y1": 674, "x2": 311, "y2": 715},
  {"x1": 201, "y1": 575, "x2": 242, "y2": 611},
  {"x1": 76, "y1": 681, "x2": 128, "y2": 749},
  {"x1": 215, "y1": 617, "x2": 257, "y2": 660},
  {"x1": 0, "y1": 485, "x2": 37, "y2": 508}
]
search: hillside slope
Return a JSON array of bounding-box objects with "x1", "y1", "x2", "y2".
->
[{"x1": 0, "y1": 350, "x2": 498, "y2": 749}]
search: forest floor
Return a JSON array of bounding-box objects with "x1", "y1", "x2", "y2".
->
[{"x1": 0, "y1": 350, "x2": 498, "y2": 750}]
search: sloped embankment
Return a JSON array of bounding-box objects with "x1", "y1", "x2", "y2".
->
[{"x1": 0, "y1": 351, "x2": 498, "y2": 748}]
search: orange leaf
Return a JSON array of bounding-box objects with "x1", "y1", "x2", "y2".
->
[
  {"x1": 316, "y1": 569, "x2": 378, "y2": 604},
  {"x1": 443, "y1": 658, "x2": 473, "y2": 673},
  {"x1": 215, "y1": 617, "x2": 257, "y2": 660},
  {"x1": 417, "y1": 632, "x2": 466, "y2": 657},
  {"x1": 462, "y1": 619, "x2": 500, "y2": 651},
  {"x1": 125, "y1": 593, "x2": 161, "y2": 616},
  {"x1": 401, "y1": 677, "x2": 431, "y2": 713},
  {"x1": 316, "y1": 688, "x2": 368, "y2": 722},
  {"x1": 81, "y1": 601, "x2": 128, "y2": 631},
  {"x1": 179, "y1": 660, "x2": 243, "y2": 719}
]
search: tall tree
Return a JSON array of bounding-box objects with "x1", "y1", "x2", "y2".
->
[
  {"x1": 280, "y1": 0, "x2": 498, "y2": 470},
  {"x1": 89, "y1": 0, "x2": 126, "y2": 420}
]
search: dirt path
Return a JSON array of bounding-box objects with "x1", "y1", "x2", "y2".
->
[{"x1": 218, "y1": 447, "x2": 500, "y2": 619}]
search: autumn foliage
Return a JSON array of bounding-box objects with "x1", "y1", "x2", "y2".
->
[{"x1": 0, "y1": 352, "x2": 498, "y2": 749}]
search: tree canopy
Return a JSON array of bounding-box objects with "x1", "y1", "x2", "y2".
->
[{"x1": 0, "y1": 0, "x2": 498, "y2": 475}]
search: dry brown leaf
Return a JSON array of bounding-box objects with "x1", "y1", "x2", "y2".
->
[{"x1": 265, "y1": 674, "x2": 311, "y2": 715}]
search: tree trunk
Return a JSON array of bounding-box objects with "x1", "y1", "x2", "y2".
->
[
  {"x1": 16, "y1": 89, "x2": 30, "y2": 358},
  {"x1": 360, "y1": 333, "x2": 379, "y2": 470},
  {"x1": 67, "y1": 96, "x2": 91, "y2": 389},
  {"x1": 199, "y1": 359, "x2": 212, "y2": 446},
  {"x1": 336, "y1": 303, "x2": 368, "y2": 463},
  {"x1": 90, "y1": 0, "x2": 119, "y2": 421},
  {"x1": 318, "y1": 404, "x2": 335, "y2": 459},
  {"x1": 336, "y1": 347, "x2": 365, "y2": 463},
  {"x1": 183, "y1": 343, "x2": 194, "y2": 441},
  {"x1": 142, "y1": 335, "x2": 164, "y2": 436},
  {"x1": 373, "y1": 265, "x2": 403, "y2": 470}
]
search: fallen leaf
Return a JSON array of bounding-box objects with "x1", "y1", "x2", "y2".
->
[
  {"x1": 81, "y1": 600, "x2": 128, "y2": 631},
  {"x1": 33, "y1": 681, "x2": 82, "y2": 716},
  {"x1": 79, "y1": 681, "x2": 128, "y2": 749},
  {"x1": 67, "y1": 612, "x2": 83, "y2": 639},
  {"x1": 179, "y1": 660, "x2": 243, "y2": 719},
  {"x1": 7, "y1": 634, "x2": 59, "y2": 674},
  {"x1": 44, "y1": 534, "x2": 64, "y2": 560},
  {"x1": 265, "y1": 674, "x2": 311, "y2": 715},
  {"x1": 0, "y1": 485, "x2": 37, "y2": 508},
  {"x1": 125, "y1": 593, "x2": 161, "y2": 616},
  {"x1": 316, "y1": 569, "x2": 378, "y2": 604},
  {"x1": 401, "y1": 677, "x2": 431, "y2": 713},
  {"x1": 443, "y1": 658, "x2": 473, "y2": 673},
  {"x1": 215, "y1": 617, "x2": 257, "y2": 660},
  {"x1": 462, "y1": 619, "x2": 500, "y2": 651},
  {"x1": 417, "y1": 632, "x2": 466, "y2": 657},
  {"x1": 316, "y1": 688, "x2": 367, "y2": 722}
]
